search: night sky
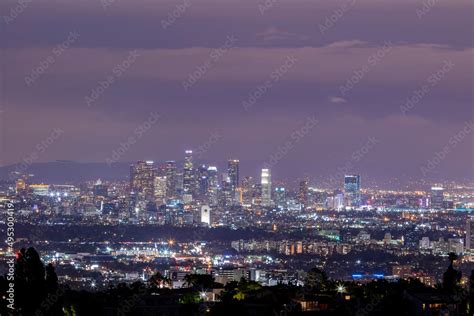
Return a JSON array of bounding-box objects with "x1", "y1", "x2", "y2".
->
[{"x1": 1, "y1": 0, "x2": 473, "y2": 183}]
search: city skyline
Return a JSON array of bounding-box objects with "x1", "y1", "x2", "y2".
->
[
  {"x1": 1, "y1": 1, "x2": 473, "y2": 314},
  {"x1": 1, "y1": 0, "x2": 473, "y2": 183}
]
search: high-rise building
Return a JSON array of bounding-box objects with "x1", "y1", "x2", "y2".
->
[
  {"x1": 154, "y1": 176, "x2": 167, "y2": 202},
  {"x1": 241, "y1": 176, "x2": 253, "y2": 206},
  {"x1": 130, "y1": 161, "x2": 155, "y2": 201},
  {"x1": 227, "y1": 159, "x2": 240, "y2": 190},
  {"x1": 93, "y1": 179, "x2": 108, "y2": 198},
  {"x1": 274, "y1": 187, "x2": 286, "y2": 209},
  {"x1": 344, "y1": 175, "x2": 361, "y2": 208},
  {"x1": 261, "y1": 168, "x2": 272, "y2": 207},
  {"x1": 197, "y1": 164, "x2": 209, "y2": 201},
  {"x1": 298, "y1": 180, "x2": 308, "y2": 208},
  {"x1": 206, "y1": 166, "x2": 218, "y2": 206},
  {"x1": 165, "y1": 161, "x2": 178, "y2": 199},
  {"x1": 430, "y1": 187, "x2": 445, "y2": 210},
  {"x1": 466, "y1": 218, "x2": 474, "y2": 252},
  {"x1": 183, "y1": 150, "x2": 195, "y2": 197}
]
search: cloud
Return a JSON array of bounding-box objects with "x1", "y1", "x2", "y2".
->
[
  {"x1": 329, "y1": 96, "x2": 347, "y2": 103},
  {"x1": 256, "y1": 27, "x2": 310, "y2": 43}
]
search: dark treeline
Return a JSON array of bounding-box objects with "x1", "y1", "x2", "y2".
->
[{"x1": 1, "y1": 248, "x2": 474, "y2": 315}]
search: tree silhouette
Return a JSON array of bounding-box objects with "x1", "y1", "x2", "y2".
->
[
  {"x1": 304, "y1": 267, "x2": 330, "y2": 292},
  {"x1": 6, "y1": 247, "x2": 62, "y2": 315},
  {"x1": 148, "y1": 271, "x2": 171, "y2": 289},
  {"x1": 442, "y1": 252, "x2": 461, "y2": 294},
  {"x1": 183, "y1": 274, "x2": 215, "y2": 290}
]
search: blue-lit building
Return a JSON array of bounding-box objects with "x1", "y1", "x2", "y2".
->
[{"x1": 344, "y1": 175, "x2": 361, "y2": 208}]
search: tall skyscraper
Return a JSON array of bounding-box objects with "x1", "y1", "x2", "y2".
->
[
  {"x1": 93, "y1": 179, "x2": 108, "y2": 198},
  {"x1": 344, "y1": 175, "x2": 361, "y2": 208},
  {"x1": 206, "y1": 166, "x2": 218, "y2": 206},
  {"x1": 227, "y1": 159, "x2": 240, "y2": 190},
  {"x1": 183, "y1": 150, "x2": 195, "y2": 197},
  {"x1": 466, "y1": 218, "x2": 474, "y2": 252},
  {"x1": 298, "y1": 180, "x2": 308, "y2": 208},
  {"x1": 241, "y1": 176, "x2": 253, "y2": 206},
  {"x1": 130, "y1": 161, "x2": 155, "y2": 201},
  {"x1": 261, "y1": 168, "x2": 272, "y2": 207},
  {"x1": 196, "y1": 164, "x2": 209, "y2": 201},
  {"x1": 165, "y1": 160, "x2": 177, "y2": 199},
  {"x1": 154, "y1": 176, "x2": 167, "y2": 202},
  {"x1": 430, "y1": 187, "x2": 445, "y2": 210},
  {"x1": 274, "y1": 187, "x2": 286, "y2": 209}
]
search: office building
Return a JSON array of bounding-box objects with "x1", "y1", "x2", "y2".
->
[
  {"x1": 430, "y1": 187, "x2": 444, "y2": 210},
  {"x1": 183, "y1": 150, "x2": 195, "y2": 197},
  {"x1": 165, "y1": 161, "x2": 178, "y2": 199},
  {"x1": 227, "y1": 159, "x2": 240, "y2": 190},
  {"x1": 261, "y1": 168, "x2": 272, "y2": 207},
  {"x1": 130, "y1": 161, "x2": 155, "y2": 201},
  {"x1": 93, "y1": 179, "x2": 108, "y2": 198},
  {"x1": 344, "y1": 175, "x2": 361, "y2": 208}
]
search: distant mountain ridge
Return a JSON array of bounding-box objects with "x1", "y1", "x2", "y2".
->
[{"x1": 0, "y1": 161, "x2": 131, "y2": 183}]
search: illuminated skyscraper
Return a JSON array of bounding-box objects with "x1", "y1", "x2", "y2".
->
[
  {"x1": 183, "y1": 150, "x2": 195, "y2": 197},
  {"x1": 298, "y1": 180, "x2": 308, "y2": 208},
  {"x1": 274, "y1": 187, "x2": 286, "y2": 209},
  {"x1": 227, "y1": 159, "x2": 240, "y2": 190},
  {"x1": 206, "y1": 166, "x2": 218, "y2": 205},
  {"x1": 130, "y1": 161, "x2": 155, "y2": 201},
  {"x1": 93, "y1": 179, "x2": 108, "y2": 198},
  {"x1": 261, "y1": 168, "x2": 272, "y2": 207},
  {"x1": 466, "y1": 218, "x2": 474, "y2": 252},
  {"x1": 154, "y1": 176, "x2": 167, "y2": 203},
  {"x1": 165, "y1": 160, "x2": 177, "y2": 199},
  {"x1": 430, "y1": 187, "x2": 445, "y2": 210},
  {"x1": 344, "y1": 175, "x2": 361, "y2": 208},
  {"x1": 241, "y1": 176, "x2": 253, "y2": 206},
  {"x1": 196, "y1": 164, "x2": 209, "y2": 201}
]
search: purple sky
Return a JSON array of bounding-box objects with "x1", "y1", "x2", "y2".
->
[{"x1": 1, "y1": 0, "x2": 473, "y2": 183}]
